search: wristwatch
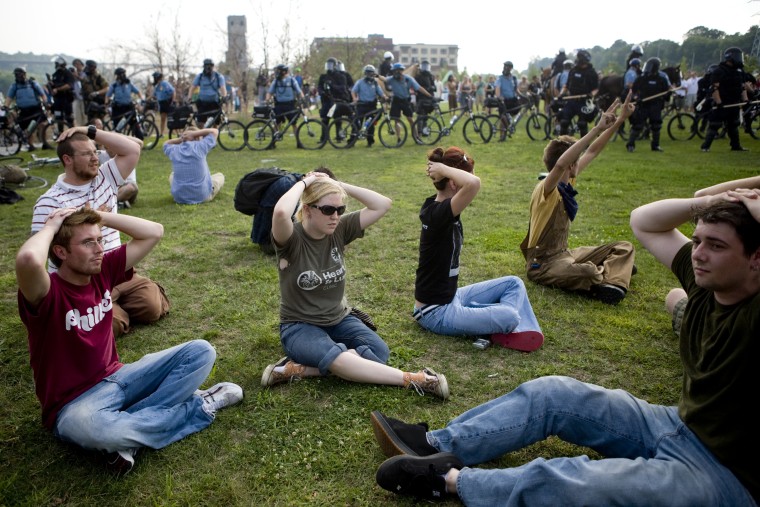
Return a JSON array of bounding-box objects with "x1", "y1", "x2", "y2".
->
[{"x1": 87, "y1": 125, "x2": 97, "y2": 140}]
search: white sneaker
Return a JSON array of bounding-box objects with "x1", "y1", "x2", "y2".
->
[
  {"x1": 197, "y1": 382, "x2": 244, "y2": 415},
  {"x1": 106, "y1": 447, "x2": 138, "y2": 475}
]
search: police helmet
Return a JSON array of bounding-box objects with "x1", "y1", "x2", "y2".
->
[
  {"x1": 722, "y1": 47, "x2": 744, "y2": 68},
  {"x1": 54, "y1": 56, "x2": 66, "y2": 68},
  {"x1": 115, "y1": 67, "x2": 126, "y2": 76},
  {"x1": 563, "y1": 59, "x2": 574, "y2": 68},
  {"x1": 631, "y1": 44, "x2": 643, "y2": 56},
  {"x1": 152, "y1": 71, "x2": 162, "y2": 79},
  {"x1": 85, "y1": 60, "x2": 97, "y2": 69},
  {"x1": 338, "y1": 61, "x2": 346, "y2": 72},
  {"x1": 391, "y1": 62, "x2": 405, "y2": 72},
  {"x1": 276, "y1": 64, "x2": 289, "y2": 74},
  {"x1": 706, "y1": 63, "x2": 719, "y2": 75},
  {"x1": 203, "y1": 59, "x2": 214, "y2": 66},
  {"x1": 384, "y1": 51, "x2": 394, "y2": 60},
  {"x1": 642, "y1": 57, "x2": 660, "y2": 75},
  {"x1": 576, "y1": 50, "x2": 591, "y2": 64},
  {"x1": 629, "y1": 58, "x2": 642, "y2": 68},
  {"x1": 363, "y1": 64, "x2": 376, "y2": 76},
  {"x1": 558, "y1": 48, "x2": 565, "y2": 54},
  {"x1": 420, "y1": 60, "x2": 431, "y2": 72},
  {"x1": 325, "y1": 57, "x2": 337, "y2": 71},
  {"x1": 13, "y1": 67, "x2": 26, "y2": 75},
  {"x1": 503, "y1": 61, "x2": 513, "y2": 68}
]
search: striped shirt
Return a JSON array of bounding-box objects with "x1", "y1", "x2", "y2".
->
[{"x1": 32, "y1": 159, "x2": 125, "y2": 272}]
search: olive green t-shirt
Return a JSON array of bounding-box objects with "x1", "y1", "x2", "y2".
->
[
  {"x1": 672, "y1": 242, "x2": 759, "y2": 501},
  {"x1": 276, "y1": 211, "x2": 364, "y2": 326}
]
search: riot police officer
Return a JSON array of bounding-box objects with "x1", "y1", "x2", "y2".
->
[
  {"x1": 558, "y1": 49, "x2": 599, "y2": 137},
  {"x1": 701, "y1": 47, "x2": 749, "y2": 152},
  {"x1": 627, "y1": 57, "x2": 670, "y2": 152},
  {"x1": 318, "y1": 57, "x2": 351, "y2": 131}
]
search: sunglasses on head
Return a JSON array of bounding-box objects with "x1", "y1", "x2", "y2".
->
[{"x1": 310, "y1": 204, "x2": 346, "y2": 216}]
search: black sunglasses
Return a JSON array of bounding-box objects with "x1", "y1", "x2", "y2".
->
[{"x1": 310, "y1": 204, "x2": 346, "y2": 216}]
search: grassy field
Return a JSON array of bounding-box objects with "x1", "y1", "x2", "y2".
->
[{"x1": 0, "y1": 118, "x2": 756, "y2": 506}]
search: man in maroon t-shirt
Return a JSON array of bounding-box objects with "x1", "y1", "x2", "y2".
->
[{"x1": 16, "y1": 207, "x2": 243, "y2": 474}]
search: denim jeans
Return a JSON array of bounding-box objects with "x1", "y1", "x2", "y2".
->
[
  {"x1": 427, "y1": 376, "x2": 755, "y2": 507},
  {"x1": 280, "y1": 315, "x2": 390, "y2": 375},
  {"x1": 54, "y1": 340, "x2": 217, "y2": 453},
  {"x1": 414, "y1": 276, "x2": 541, "y2": 337}
]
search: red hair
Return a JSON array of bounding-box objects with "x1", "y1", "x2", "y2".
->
[{"x1": 427, "y1": 146, "x2": 474, "y2": 173}]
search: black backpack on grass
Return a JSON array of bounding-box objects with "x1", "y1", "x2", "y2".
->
[{"x1": 234, "y1": 167, "x2": 300, "y2": 216}]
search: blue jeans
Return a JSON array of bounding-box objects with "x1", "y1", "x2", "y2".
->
[
  {"x1": 427, "y1": 376, "x2": 755, "y2": 507},
  {"x1": 280, "y1": 315, "x2": 390, "y2": 375},
  {"x1": 414, "y1": 276, "x2": 541, "y2": 337},
  {"x1": 54, "y1": 340, "x2": 216, "y2": 453}
]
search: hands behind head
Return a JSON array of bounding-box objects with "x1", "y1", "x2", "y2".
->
[
  {"x1": 426, "y1": 161, "x2": 449, "y2": 182},
  {"x1": 44, "y1": 207, "x2": 78, "y2": 230}
]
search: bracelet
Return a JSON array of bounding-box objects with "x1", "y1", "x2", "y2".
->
[
  {"x1": 87, "y1": 125, "x2": 97, "y2": 140},
  {"x1": 301, "y1": 180, "x2": 308, "y2": 190}
]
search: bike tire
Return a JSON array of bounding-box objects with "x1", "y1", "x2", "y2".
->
[
  {"x1": 218, "y1": 120, "x2": 247, "y2": 151},
  {"x1": 20, "y1": 175, "x2": 48, "y2": 189},
  {"x1": 413, "y1": 116, "x2": 442, "y2": 145},
  {"x1": 245, "y1": 119, "x2": 275, "y2": 150},
  {"x1": 525, "y1": 113, "x2": 550, "y2": 141},
  {"x1": 40, "y1": 122, "x2": 61, "y2": 149},
  {"x1": 487, "y1": 114, "x2": 508, "y2": 142},
  {"x1": 748, "y1": 111, "x2": 760, "y2": 140},
  {"x1": 667, "y1": 113, "x2": 696, "y2": 141},
  {"x1": 378, "y1": 118, "x2": 407, "y2": 148},
  {"x1": 0, "y1": 127, "x2": 21, "y2": 156},
  {"x1": 296, "y1": 119, "x2": 326, "y2": 150},
  {"x1": 138, "y1": 119, "x2": 160, "y2": 150},
  {"x1": 462, "y1": 116, "x2": 493, "y2": 144},
  {"x1": 327, "y1": 117, "x2": 357, "y2": 149}
]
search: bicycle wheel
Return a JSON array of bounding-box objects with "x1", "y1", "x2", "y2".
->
[
  {"x1": 41, "y1": 122, "x2": 61, "y2": 149},
  {"x1": 296, "y1": 119, "x2": 326, "y2": 150},
  {"x1": 462, "y1": 115, "x2": 493, "y2": 144},
  {"x1": 413, "y1": 116, "x2": 442, "y2": 145},
  {"x1": 0, "y1": 127, "x2": 21, "y2": 156},
  {"x1": 525, "y1": 113, "x2": 550, "y2": 141},
  {"x1": 748, "y1": 111, "x2": 760, "y2": 140},
  {"x1": 218, "y1": 120, "x2": 247, "y2": 151},
  {"x1": 19, "y1": 175, "x2": 48, "y2": 189},
  {"x1": 138, "y1": 119, "x2": 160, "y2": 150},
  {"x1": 487, "y1": 114, "x2": 508, "y2": 142},
  {"x1": 667, "y1": 113, "x2": 696, "y2": 141},
  {"x1": 327, "y1": 117, "x2": 357, "y2": 149},
  {"x1": 245, "y1": 119, "x2": 275, "y2": 150},
  {"x1": 378, "y1": 118, "x2": 407, "y2": 148}
]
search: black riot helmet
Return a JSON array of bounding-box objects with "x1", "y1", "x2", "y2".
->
[
  {"x1": 629, "y1": 58, "x2": 641, "y2": 68},
  {"x1": 576, "y1": 50, "x2": 591, "y2": 65},
  {"x1": 420, "y1": 60, "x2": 431, "y2": 73},
  {"x1": 722, "y1": 47, "x2": 744, "y2": 68},
  {"x1": 643, "y1": 57, "x2": 661, "y2": 75},
  {"x1": 325, "y1": 57, "x2": 337, "y2": 72},
  {"x1": 152, "y1": 71, "x2": 162, "y2": 84},
  {"x1": 14, "y1": 67, "x2": 26, "y2": 83},
  {"x1": 503, "y1": 61, "x2": 513, "y2": 76}
]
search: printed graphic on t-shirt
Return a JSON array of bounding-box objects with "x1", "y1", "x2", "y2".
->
[{"x1": 65, "y1": 290, "x2": 113, "y2": 331}]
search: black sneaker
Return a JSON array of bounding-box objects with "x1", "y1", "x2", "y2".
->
[
  {"x1": 731, "y1": 146, "x2": 749, "y2": 152},
  {"x1": 592, "y1": 283, "x2": 626, "y2": 305},
  {"x1": 376, "y1": 452, "x2": 462, "y2": 501},
  {"x1": 651, "y1": 146, "x2": 664, "y2": 152},
  {"x1": 371, "y1": 411, "x2": 439, "y2": 458},
  {"x1": 626, "y1": 145, "x2": 635, "y2": 153}
]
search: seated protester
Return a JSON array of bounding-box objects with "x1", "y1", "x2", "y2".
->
[
  {"x1": 32, "y1": 126, "x2": 170, "y2": 338},
  {"x1": 251, "y1": 167, "x2": 336, "y2": 255},
  {"x1": 261, "y1": 172, "x2": 448, "y2": 400},
  {"x1": 414, "y1": 147, "x2": 543, "y2": 352},
  {"x1": 16, "y1": 207, "x2": 243, "y2": 474},
  {"x1": 520, "y1": 96, "x2": 636, "y2": 305},
  {"x1": 163, "y1": 127, "x2": 224, "y2": 204}
]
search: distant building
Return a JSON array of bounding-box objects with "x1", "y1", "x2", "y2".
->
[
  {"x1": 397, "y1": 43, "x2": 459, "y2": 74},
  {"x1": 226, "y1": 16, "x2": 248, "y2": 71}
]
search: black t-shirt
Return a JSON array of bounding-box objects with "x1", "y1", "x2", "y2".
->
[
  {"x1": 414, "y1": 197, "x2": 462, "y2": 305},
  {"x1": 567, "y1": 65, "x2": 599, "y2": 95},
  {"x1": 710, "y1": 64, "x2": 745, "y2": 104}
]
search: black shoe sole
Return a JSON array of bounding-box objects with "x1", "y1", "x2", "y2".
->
[
  {"x1": 371, "y1": 411, "x2": 418, "y2": 457},
  {"x1": 376, "y1": 452, "x2": 463, "y2": 501}
]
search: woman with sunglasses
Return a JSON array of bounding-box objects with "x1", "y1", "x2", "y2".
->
[
  {"x1": 413, "y1": 147, "x2": 544, "y2": 352},
  {"x1": 261, "y1": 171, "x2": 449, "y2": 399}
]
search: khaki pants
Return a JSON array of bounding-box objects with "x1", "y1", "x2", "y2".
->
[{"x1": 111, "y1": 273, "x2": 170, "y2": 337}]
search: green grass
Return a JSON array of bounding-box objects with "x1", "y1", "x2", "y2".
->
[{"x1": 0, "y1": 121, "x2": 757, "y2": 506}]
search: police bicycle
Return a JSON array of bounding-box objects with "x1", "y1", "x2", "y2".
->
[
  {"x1": 667, "y1": 99, "x2": 733, "y2": 142},
  {"x1": 191, "y1": 102, "x2": 247, "y2": 151},
  {"x1": 326, "y1": 99, "x2": 407, "y2": 149},
  {"x1": 0, "y1": 106, "x2": 53, "y2": 156},
  {"x1": 244, "y1": 102, "x2": 325, "y2": 151},
  {"x1": 103, "y1": 101, "x2": 161, "y2": 150},
  {"x1": 414, "y1": 94, "x2": 493, "y2": 145},
  {"x1": 0, "y1": 155, "x2": 50, "y2": 190},
  {"x1": 486, "y1": 95, "x2": 550, "y2": 141}
]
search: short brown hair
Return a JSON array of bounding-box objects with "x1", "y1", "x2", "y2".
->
[
  {"x1": 542, "y1": 136, "x2": 576, "y2": 171},
  {"x1": 693, "y1": 201, "x2": 760, "y2": 256},
  {"x1": 49, "y1": 208, "x2": 102, "y2": 267},
  {"x1": 56, "y1": 132, "x2": 91, "y2": 163}
]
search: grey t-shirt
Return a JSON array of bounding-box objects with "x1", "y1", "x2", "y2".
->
[{"x1": 276, "y1": 211, "x2": 364, "y2": 326}]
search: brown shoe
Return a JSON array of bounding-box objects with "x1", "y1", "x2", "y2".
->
[
  {"x1": 261, "y1": 357, "x2": 306, "y2": 387},
  {"x1": 403, "y1": 368, "x2": 449, "y2": 400}
]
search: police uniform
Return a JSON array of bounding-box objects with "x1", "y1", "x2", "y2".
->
[
  {"x1": 352, "y1": 76, "x2": 386, "y2": 145},
  {"x1": 627, "y1": 69, "x2": 670, "y2": 151},
  {"x1": 559, "y1": 60, "x2": 599, "y2": 136},
  {"x1": 701, "y1": 50, "x2": 748, "y2": 151}
]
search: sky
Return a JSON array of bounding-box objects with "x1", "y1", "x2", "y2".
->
[{"x1": 2, "y1": 0, "x2": 758, "y2": 75}]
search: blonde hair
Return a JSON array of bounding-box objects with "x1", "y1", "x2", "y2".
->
[{"x1": 295, "y1": 178, "x2": 347, "y2": 222}]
